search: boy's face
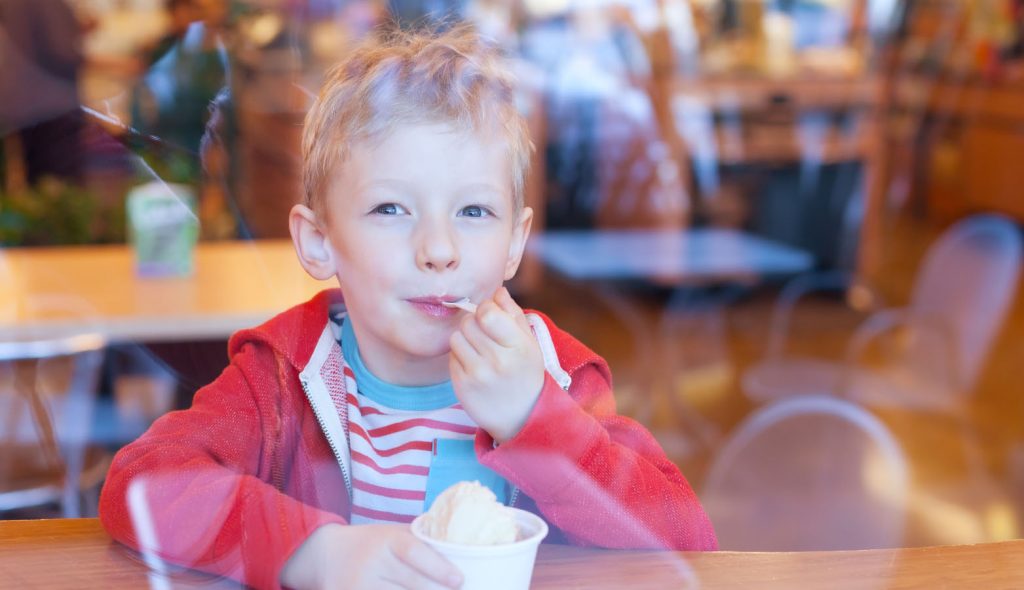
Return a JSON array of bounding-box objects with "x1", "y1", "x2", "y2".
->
[{"x1": 315, "y1": 122, "x2": 531, "y2": 385}]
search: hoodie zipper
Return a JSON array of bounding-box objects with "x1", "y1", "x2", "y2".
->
[{"x1": 300, "y1": 375, "x2": 353, "y2": 498}]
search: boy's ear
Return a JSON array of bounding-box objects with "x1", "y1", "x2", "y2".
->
[
  {"x1": 289, "y1": 204, "x2": 337, "y2": 281},
  {"x1": 504, "y1": 206, "x2": 534, "y2": 281}
]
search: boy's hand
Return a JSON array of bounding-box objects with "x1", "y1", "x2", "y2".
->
[
  {"x1": 449, "y1": 287, "x2": 545, "y2": 443},
  {"x1": 280, "y1": 523, "x2": 462, "y2": 589}
]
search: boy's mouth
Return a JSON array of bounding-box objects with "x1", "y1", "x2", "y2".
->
[{"x1": 407, "y1": 296, "x2": 463, "y2": 319}]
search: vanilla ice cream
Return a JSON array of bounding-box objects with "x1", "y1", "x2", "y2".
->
[{"x1": 420, "y1": 481, "x2": 518, "y2": 545}]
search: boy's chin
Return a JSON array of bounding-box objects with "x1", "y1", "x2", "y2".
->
[{"x1": 399, "y1": 335, "x2": 454, "y2": 360}]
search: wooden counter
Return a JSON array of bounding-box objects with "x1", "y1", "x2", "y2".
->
[
  {"x1": 891, "y1": 76, "x2": 1024, "y2": 223},
  {"x1": 3, "y1": 518, "x2": 1023, "y2": 589}
]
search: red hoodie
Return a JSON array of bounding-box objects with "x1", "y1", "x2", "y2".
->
[{"x1": 99, "y1": 289, "x2": 716, "y2": 589}]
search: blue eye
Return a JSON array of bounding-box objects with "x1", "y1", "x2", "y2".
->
[
  {"x1": 372, "y1": 203, "x2": 401, "y2": 215},
  {"x1": 459, "y1": 205, "x2": 490, "y2": 218}
]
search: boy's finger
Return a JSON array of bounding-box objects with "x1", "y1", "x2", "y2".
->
[
  {"x1": 476, "y1": 303, "x2": 523, "y2": 348},
  {"x1": 494, "y1": 286, "x2": 533, "y2": 333},
  {"x1": 382, "y1": 562, "x2": 459, "y2": 590},
  {"x1": 448, "y1": 353, "x2": 467, "y2": 384},
  {"x1": 458, "y1": 314, "x2": 491, "y2": 356},
  {"x1": 493, "y1": 286, "x2": 519, "y2": 312},
  {"x1": 449, "y1": 330, "x2": 479, "y2": 368},
  {"x1": 393, "y1": 540, "x2": 463, "y2": 589}
]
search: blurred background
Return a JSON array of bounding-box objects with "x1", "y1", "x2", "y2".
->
[{"x1": 3, "y1": 0, "x2": 1024, "y2": 552}]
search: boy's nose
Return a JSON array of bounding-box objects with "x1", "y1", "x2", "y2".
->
[{"x1": 415, "y1": 221, "x2": 460, "y2": 272}]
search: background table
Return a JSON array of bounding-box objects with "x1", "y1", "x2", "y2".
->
[
  {"x1": 2, "y1": 519, "x2": 1023, "y2": 589},
  {"x1": 529, "y1": 228, "x2": 814, "y2": 452},
  {"x1": 529, "y1": 229, "x2": 814, "y2": 283},
  {"x1": 0, "y1": 240, "x2": 328, "y2": 343}
]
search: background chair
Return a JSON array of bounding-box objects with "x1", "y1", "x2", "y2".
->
[
  {"x1": 0, "y1": 293, "x2": 110, "y2": 519},
  {"x1": 841, "y1": 214, "x2": 1021, "y2": 411},
  {"x1": 742, "y1": 269, "x2": 880, "y2": 401},
  {"x1": 743, "y1": 214, "x2": 1022, "y2": 407},
  {"x1": 702, "y1": 395, "x2": 908, "y2": 550}
]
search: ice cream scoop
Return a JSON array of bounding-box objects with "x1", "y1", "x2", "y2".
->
[
  {"x1": 419, "y1": 481, "x2": 517, "y2": 545},
  {"x1": 411, "y1": 483, "x2": 549, "y2": 590}
]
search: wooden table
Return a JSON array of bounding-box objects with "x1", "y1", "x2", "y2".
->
[
  {"x1": 2, "y1": 518, "x2": 1023, "y2": 589},
  {"x1": 0, "y1": 240, "x2": 329, "y2": 343},
  {"x1": 529, "y1": 229, "x2": 814, "y2": 283},
  {"x1": 530, "y1": 228, "x2": 813, "y2": 450}
]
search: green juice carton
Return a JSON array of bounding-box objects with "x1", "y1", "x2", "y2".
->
[{"x1": 127, "y1": 181, "x2": 199, "y2": 277}]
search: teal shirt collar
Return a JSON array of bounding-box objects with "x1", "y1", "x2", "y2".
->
[{"x1": 339, "y1": 316, "x2": 458, "y2": 411}]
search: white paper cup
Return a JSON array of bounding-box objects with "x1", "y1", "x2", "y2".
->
[{"x1": 411, "y1": 507, "x2": 549, "y2": 590}]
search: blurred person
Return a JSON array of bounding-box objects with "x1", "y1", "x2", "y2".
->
[
  {"x1": 388, "y1": 0, "x2": 467, "y2": 27},
  {"x1": 99, "y1": 25, "x2": 717, "y2": 590},
  {"x1": 130, "y1": 0, "x2": 228, "y2": 158},
  {"x1": 520, "y1": 2, "x2": 648, "y2": 227},
  {"x1": 601, "y1": 0, "x2": 693, "y2": 228},
  {"x1": 219, "y1": 0, "x2": 391, "y2": 239},
  {"x1": 464, "y1": 0, "x2": 524, "y2": 49},
  {"x1": 195, "y1": 87, "x2": 238, "y2": 239},
  {"x1": 609, "y1": 0, "x2": 699, "y2": 77},
  {"x1": 0, "y1": 0, "x2": 86, "y2": 186},
  {"x1": 143, "y1": 0, "x2": 203, "y2": 66}
]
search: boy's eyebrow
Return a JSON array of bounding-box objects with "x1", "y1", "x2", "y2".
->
[
  {"x1": 359, "y1": 179, "x2": 509, "y2": 199},
  {"x1": 456, "y1": 182, "x2": 509, "y2": 198},
  {"x1": 357, "y1": 178, "x2": 414, "y2": 193}
]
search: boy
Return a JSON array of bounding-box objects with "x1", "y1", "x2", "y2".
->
[{"x1": 99, "y1": 25, "x2": 716, "y2": 590}]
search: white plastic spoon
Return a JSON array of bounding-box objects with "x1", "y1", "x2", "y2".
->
[{"x1": 441, "y1": 298, "x2": 477, "y2": 313}]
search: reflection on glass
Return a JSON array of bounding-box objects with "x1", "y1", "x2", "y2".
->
[{"x1": 1, "y1": 1, "x2": 1023, "y2": 586}]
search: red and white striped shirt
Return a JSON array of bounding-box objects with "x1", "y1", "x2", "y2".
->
[{"x1": 336, "y1": 317, "x2": 479, "y2": 524}]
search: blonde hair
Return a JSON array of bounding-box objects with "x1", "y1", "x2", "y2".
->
[{"x1": 302, "y1": 25, "x2": 532, "y2": 216}]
